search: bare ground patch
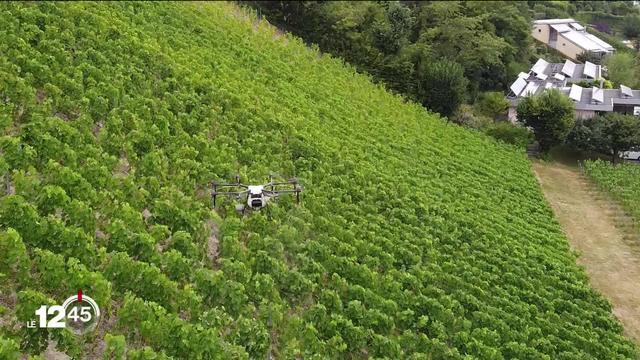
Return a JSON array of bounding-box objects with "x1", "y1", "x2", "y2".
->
[{"x1": 205, "y1": 218, "x2": 220, "y2": 267}]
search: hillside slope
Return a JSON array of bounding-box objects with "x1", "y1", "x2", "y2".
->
[
  {"x1": 0, "y1": 2, "x2": 637, "y2": 359},
  {"x1": 585, "y1": 160, "x2": 640, "y2": 228}
]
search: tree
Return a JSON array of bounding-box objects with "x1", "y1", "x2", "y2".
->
[
  {"x1": 516, "y1": 89, "x2": 575, "y2": 153},
  {"x1": 417, "y1": 60, "x2": 467, "y2": 118},
  {"x1": 571, "y1": 113, "x2": 640, "y2": 163},
  {"x1": 475, "y1": 91, "x2": 509, "y2": 119},
  {"x1": 567, "y1": 118, "x2": 597, "y2": 152},
  {"x1": 604, "y1": 53, "x2": 639, "y2": 88},
  {"x1": 602, "y1": 114, "x2": 640, "y2": 162},
  {"x1": 622, "y1": 15, "x2": 640, "y2": 50}
]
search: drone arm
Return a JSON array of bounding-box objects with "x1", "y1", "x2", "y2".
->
[
  {"x1": 213, "y1": 183, "x2": 248, "y2": 188},
  {"x1": 266, "y1": 181, "x2": 298, "y2": 186},
  {"x1": 212, "y1": 190, "x2": 248, "y2": 206},
  {"x1": 263, "y1": 188, "x2": 303, "y2": 203}
]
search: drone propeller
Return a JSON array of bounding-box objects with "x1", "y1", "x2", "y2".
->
[
  {"x1": 212, "y1": 174, "x2": 249, "y2": 206},
  {"x1": 263, "y1": 184, "x2": 303, "y2": 203}
]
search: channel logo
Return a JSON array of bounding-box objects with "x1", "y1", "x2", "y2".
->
[{"x1": 26, "y1": 289, "x2": 100, "y2": 334}]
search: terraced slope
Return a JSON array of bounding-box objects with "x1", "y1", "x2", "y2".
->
[{"x1": 0, "y1": 2, "x2": 637, "y2": 359}]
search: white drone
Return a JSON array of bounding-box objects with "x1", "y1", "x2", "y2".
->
[{"x1": 212, "y1": 175, "x2": 302, "y2": 213}]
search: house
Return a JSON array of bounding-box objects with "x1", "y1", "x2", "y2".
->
[
  {"x1": 532, "y1": 19, "x2": 614, "y2": 60},
  {"x1": 526, "y1": 58, "x2": 602, "y2": 82},
  {"x1": 507, "y1": 58, "x2": 640, "y2": 121}
]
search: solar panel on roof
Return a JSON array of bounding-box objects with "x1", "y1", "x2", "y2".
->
[
  {"x1": 583, "y1": 61, "x2": 598, "y2": 79},
  {"x1": 591, "y1": 87, "x2": 604, "y2": 103},
  {"x1": 621, "y1": 84, "x2": 633, "y2": 98},
  {"x1": 510, "y1": 77, "x2": 527, "y2": 97},
  {"x1": 531, "y1": 58, "x2": 549, "y2": 75},
  {"x1": 536, "y1": 73, "x2": 548, "y2": 80},
  {"x1": 522, "y1": 82, "x2": 540, "y2": 97},
  {"x1": 569, "y1": 84, "x2": 583, "y2": 102},
  {"x1": 561, "y1": 60, "x2": 576, "y2": 77}
]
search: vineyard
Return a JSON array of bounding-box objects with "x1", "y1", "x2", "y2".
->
[
  {"x1": 585, "y1": 160, "x2": 640, "y2": 227},
  {"x1": 0, "y1": 2, "x2": 637, "y2": 359}
]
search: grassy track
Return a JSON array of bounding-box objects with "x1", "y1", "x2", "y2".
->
[{"x1": 533, "y1": 161, "x2": 640, "y2": 343}]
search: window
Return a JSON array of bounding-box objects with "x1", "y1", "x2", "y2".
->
[
  {"x1": 538, "y1": 29, "x2": 542, "y2": 32},
  {"x1": 562, "y1": 43, "x2": 566, "y2": 46}
]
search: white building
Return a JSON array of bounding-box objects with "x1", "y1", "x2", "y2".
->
[
  {"x1": 507, "y1": 58, "x2": 640, "y2": 121},
  {"x1": 532, "y1": 19, "x2": 614, "y2": 60}
]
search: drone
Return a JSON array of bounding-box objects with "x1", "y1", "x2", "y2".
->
[{"x1": 212, "y1": 175, "x2": 302, "y2": 213}]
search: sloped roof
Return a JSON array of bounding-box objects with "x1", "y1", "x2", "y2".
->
[
  {"x1": 584, "y1": 34, "x2": 614, "y2": 51},
  {"x1": 551, "y1": 23, "x2": 572, "y2": 33},
  {"x1": 534, "y1": 18, "x2": 576, "y2": 25},
  {"x1": 561, "y1": 31, "x2": 606, "y2": 52}
]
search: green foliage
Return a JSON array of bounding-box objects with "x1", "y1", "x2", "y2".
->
[
  {"x1": 483, "y1": 122, "x2": 533, "y2": 149},
  {"x1": 570, "y1": 114, "x2": 640, "y2": 162},
  {"x1": 417, "y1": 60, "x2": 467, "y2": 117},
  {"x1": 516, "y1": 89, "x2": 576, "y2": 152},
  {"x1": 0, "y1": 336, "x2": 20, "y2": 360},
  {"x1": 15, "y1": 290, "x2": 54, "y2": 354},
  {"x1": 598, "y1": 113, "x2": 640, "y2": 161},
  {"x1": 128, "y1": 347, "x2": 174, "y2": 360},
  {"x1": 451, "y1": 104, "x2": 492, "y2": 129},
  {"x1": 585, "y1": 160, "x2": 640, "y2": 228},
  {"x1": 103, "y1": 334, "x2": 126, "y2": 360},
  {"x1": 622, "y1": 15, "x2": 640, "y2": 41},
  {"x1": 604, "y1": 53, "x2": 640, "y2": 88},
  {"x1": 475, "y1": 92, "x2": 509, "y2": 119},
  {"x1": 568, "y1": 79, "x2": 610, "y2": 89},
  {"x1": 0, "y1": 228, "x2": 30, "y2": 286},
  {"x1": 0, "y1": 2, "x2": 636, "y2": 359},
  {"x1": 248, "y1": 1, "x2": 533, "y2": 103}
]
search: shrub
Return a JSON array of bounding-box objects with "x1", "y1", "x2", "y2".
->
[
  {"x1": 483, "y1": 122, "x2": 533, "y2": 149},
  {"x1": 452, "y1": 105, "x2": 492, "y2": 129},
  {"x1": 475, "y1": 92, "x2": 509, "y2": 119}
]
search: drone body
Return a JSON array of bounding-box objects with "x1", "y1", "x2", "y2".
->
[
  {"x1": 247, "y1": 185, "x2": 267, "y2": 209},
  {"x1": 212, "y1": 175, "x2": 302, "y2": 213}
]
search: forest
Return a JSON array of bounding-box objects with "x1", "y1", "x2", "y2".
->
[
  {"x1": 0, "y1": 2, "x2": 638, "y2": 359},
  {"x1": 246, "y1": 1, "x2": 640, "y2": 115}
]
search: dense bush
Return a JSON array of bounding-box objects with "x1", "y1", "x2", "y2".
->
[
  {"x1": 483, "y1": 122, "x2": 533, "y2": 149},
  {"x1": 516, "y1": 89, "x2": 576, "y2": 153},
  {"x1": 417, "y1": 60, "x2": 467, "y2": 118},
  {"x1": 451, "y1": 104, "x2": 492, "y2": 129},
  {"x1": 605, "y1": 53, "x2": 640, "y2": 88},
  {"x1": 0, "y1": 2, "x2": 636, "y2": 358},
  {"x1": 474, "y1": 92, "x2": 509, "y2": 120},
  {"x1": 569, "y1": 114, "x2": 640, "y2": 162}
]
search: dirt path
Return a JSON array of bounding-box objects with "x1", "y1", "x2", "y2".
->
[{"x1": 532, "y1": 161, "x2": 640, "y2": 343}]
